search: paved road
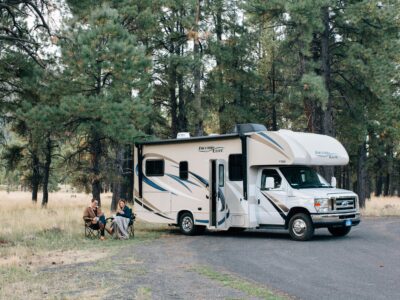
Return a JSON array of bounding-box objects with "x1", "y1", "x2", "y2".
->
[{"x1": 183, "y1": 217, "x2": 400, "y2": 300}]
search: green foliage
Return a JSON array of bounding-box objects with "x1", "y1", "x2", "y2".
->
[
  {"x1": 300, "y1": 73, "x2": 328, "y2": 107},
  {"x1": 1, "y1": 0, "x2": 399, "y2": 201}
]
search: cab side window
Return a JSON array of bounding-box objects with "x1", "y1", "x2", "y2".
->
[{"x1": 261, "y1": 169, "x2": 282, "y2": 190}]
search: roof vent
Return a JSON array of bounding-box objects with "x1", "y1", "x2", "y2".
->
[
  {"x1": 177, "y1": 132, "x2": 190, "y2": 139},
  {"x1": 232, "y1": 123, "x2": 267, "y2": 134}
]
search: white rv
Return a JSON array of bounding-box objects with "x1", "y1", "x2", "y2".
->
[{"x1": 133, "y1": 124, "x2": 360, "y2": 241}]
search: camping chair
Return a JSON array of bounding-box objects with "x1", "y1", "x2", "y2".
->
[
  {"x1": 106, "y1": 208, "x2": 136, "y2": 238},
  {"x1": 84, "y1": 219, "x2": 101, "y2": 239}
]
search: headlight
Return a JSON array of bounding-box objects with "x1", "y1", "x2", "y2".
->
[{"x1": 314, "y1": 198, "x2": 330, "y2": 213}]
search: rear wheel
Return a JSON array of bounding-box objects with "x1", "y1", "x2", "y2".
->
[
  {"x1": 328, "y1": 226, "x2": 351, "y2": 237},
  {"x1": 288, "y1": 213, "x2": 314, "y2": 241},
  {"x1": 179, "y1": 212, "x2": 196, "y2": 236}
]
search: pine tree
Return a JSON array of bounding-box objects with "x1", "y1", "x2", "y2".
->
[{"x1": 60, "y1": 4, "x2": 151, "y2": 205}]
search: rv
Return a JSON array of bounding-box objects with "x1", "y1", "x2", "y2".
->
[{"x1": 133, "y1": 124, "x2": 360, "y2": 241}]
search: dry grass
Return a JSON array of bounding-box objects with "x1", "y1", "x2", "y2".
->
[
  {"x1": 0, "y1": 191, "x2": 169, "y2": 299},
  {"x1": 361, "y1": 195, "x2": 400, "y2": 217}
]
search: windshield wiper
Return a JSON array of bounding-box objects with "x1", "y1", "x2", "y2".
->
[{"x1": 299, "y1": 184, "x2": 331, "y2": 188}]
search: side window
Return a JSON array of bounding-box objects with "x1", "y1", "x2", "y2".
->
[
  {"x1": 179, "y1": 161, "x2": 188, "y2": 180},
  {"x1": 261, "y1": 169, "x2": 282, "y2": 190},
  {"x1": 145, "y1": 159, "x2": 164, "y2": 176},
  {"x1": 218, "y1": 164, "x2": 224, "y2": 187},
  {"x1": 228, "y1": 154, "x2": 243, "y2": 181}
]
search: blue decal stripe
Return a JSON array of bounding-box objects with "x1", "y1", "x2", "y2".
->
[
  {"x1": 196, "y1": 219, "x2": 209, "y2": 224},
  {"x1": 218, "y1": 216, "x2": 226, "y2": 226},
  {"x1": 136, "y1": 165, "x2": 168, "y2": 192},
  {"x1": 166, "y1": 174, "x2": 192, "y2": 192},
  {"x1": 134, "y1": 198, "x2": 173, "y2": 220},
  {"x1": 185, "y1": 179, "x2": 200, "y2": 187},
  {"x1": 171, "y1": 167, "x2": 201, "y2": 187},
  {"x1": 189, "y1": 171, "x2": 209, "y2": 186},
  {"x1": 259, "y1": 132, "x2": 284, "y2": 150},
  {"x1": 142, "y1": 175, "x2": 167, "y2": 192}
]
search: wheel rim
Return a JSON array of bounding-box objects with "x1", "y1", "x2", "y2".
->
[
  {"x1": 292, "y1": 219, "x2": 307, "y2": 237},
  {"x1": 182, "y1": 216, "x2": 193, "y2": 232}
]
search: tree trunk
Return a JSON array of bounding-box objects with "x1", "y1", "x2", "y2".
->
[
  {"x1": 384, "y1": 172, "x2": 390, "y2": 196},
  {"x1": 320, "y1": 5, "x2": 335, "y2": 182},
  {"x1": 111, "y1": 146, "x2": 125, "y2": 211},
  {"x1": 125, "y1": 145, "x2": 134, "y2": 204},
  {"x1": 90, "y1": 131, "x2": 102, "y2": 205},
  {"x1": 215, "y1": 0, "x2": 224, "y2": 132},
  {"x1": 357, "y1": 141, "x2": 368, "y2": 208},
  {"x1": 375, "y1": 171, "x2": 383, "y2": 196},
  {"x1": 177, "y1": 71, "x2": 187, "y2": 132},
  {"x1": 31, "y1": 151, "x2": 40, "y2": 203},
  {"x1": 169, "y1": 61, "x2": 178, "y2": 138},
  {"x1": 111, "y1": 181, "x2": 121, "y2": 212},
  {"x1": 41, "y1": 135, "x2": 52, "y2": 208},
  {"x1": 270, "y1": 38, "x2": 278, "y2": 131},
  {"x1": 193, "y1": 0, "x2": 203, "y2": 136}
]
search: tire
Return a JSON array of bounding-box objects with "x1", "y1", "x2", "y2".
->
[
  {"x1": 288, "y1": 213, "x2": 314, "y2": 241},
  {"x1": 328, "y1": 226, "x2": 351, "y2": 237},
  {"x1": 179, "y1": 212, "x2": 196, "y2": 236}
]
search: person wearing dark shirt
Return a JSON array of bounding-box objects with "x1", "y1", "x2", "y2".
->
[
  {"x1": 116, "y1": 199, "x2": 132, "y2": 219},
  {"x1": 108, "y1": 199, "x2": 132, "y2": 238}
]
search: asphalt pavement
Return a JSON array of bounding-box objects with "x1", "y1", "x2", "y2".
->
[{"x1": 185, "y1": 217, "x2": 400, "y2": 300}]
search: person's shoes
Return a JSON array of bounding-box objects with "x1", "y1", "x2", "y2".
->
[{"x1": 100, "y1": 236, "x2": 106, "y2": 241}]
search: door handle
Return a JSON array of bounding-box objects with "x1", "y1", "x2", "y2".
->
[
  {"x1": 206, "y1": 195, "x2": 209, "y2": 199},
  {"x1": 257, "y1": 199, "x2": 260, "y2": 205}
]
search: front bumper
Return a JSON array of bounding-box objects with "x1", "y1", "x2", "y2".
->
[{"x1": 311, "y1": 212, "x2": 361, "y2": 228}]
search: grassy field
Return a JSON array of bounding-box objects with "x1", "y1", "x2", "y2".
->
[
  {"x1": 361, "y1": 196, "x2": 400, "y2": 217},
  {"x1": 0, "y1": 191, "x2": 169, "y2": 299}
]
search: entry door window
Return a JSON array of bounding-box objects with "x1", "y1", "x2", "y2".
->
[
  {"x1": 218, "y1": 164, "x2": 224, "y2": 187},
  {"x1": 261, "y1": 169, "x2": 282, "y2": 190}
]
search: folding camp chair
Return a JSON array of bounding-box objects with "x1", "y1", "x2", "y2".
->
[
  {"x1": 106, "y1": 208, "x2": 136, "y2": 238},
  {"x1": 84, "y1": 222, "x2": 101, "y2": 239}
]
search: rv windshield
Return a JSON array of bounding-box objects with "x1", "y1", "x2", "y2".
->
[{"x1": 279, "y1": 166, "x2": 331, "y2": 189}]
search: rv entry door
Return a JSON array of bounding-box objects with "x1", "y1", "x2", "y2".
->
[{"x1": 210, "y1": 159, "x2": 228, "y2": 229}]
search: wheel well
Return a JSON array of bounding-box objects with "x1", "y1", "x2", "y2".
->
[
  {"x1": 285, "y1": 207, "x2": 311, "y2": 228},
  {"x1": 177, "y1": 210, "x2": 192, "y2": 224}
]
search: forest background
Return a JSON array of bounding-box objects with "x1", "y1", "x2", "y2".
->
[{"x1": 0, "y1": 0, "x2": 399, "y2": 210}]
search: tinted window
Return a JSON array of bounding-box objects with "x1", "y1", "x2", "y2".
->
[
  {"x1": 261, "y1": 169, "x2": 282, "y2": 190},
  {"x1": 280, "y1": 166, "x2": 330, "y2": 189},
  {"x1": 179, "y1": 161, "x2": 188, "y2": 180},
  {"x1": 145, "y1": 160, "x2": 164, "y2": 176},
  {"x1": 229, "y1": 154, "x2": 243, "y2": 181},
  {"x1": 218, "y1": 164, "x2": 224, "y2": 187}
]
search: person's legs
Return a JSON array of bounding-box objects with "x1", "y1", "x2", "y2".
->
[
  {"x1": 99, "y1": 215, "x2": 112, "y2": 235},
  {"x1": 89, "y1": 223, "x2": 100, "y2": 230},
  {"x1": 98, "y1": 222, "x2": 105, "y2": 237}
]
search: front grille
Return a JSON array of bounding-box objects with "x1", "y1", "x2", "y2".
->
[{"x1": 334, "y1": 197, "x2": 356, "y2": 211}]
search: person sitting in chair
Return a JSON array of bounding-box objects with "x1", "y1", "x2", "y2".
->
[
  {"x1": 109, "y1": 199, "x2": 132, "y2": 239},
  {"x1": 83, "y1": 199, "x2": 108, "y2": 240}
]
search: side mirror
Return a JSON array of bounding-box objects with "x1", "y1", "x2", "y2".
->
[
  {"x1": 330, "y1": 176, "x2": 337, "y2": 188},
  {"x1": 265, "y1": 177, "x2": 275, "y2": 189}
]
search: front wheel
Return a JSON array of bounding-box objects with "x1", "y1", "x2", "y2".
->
[
  {"x1": 179, "y1": 212, "x2": 196, "y2": 236},
  {"x1": 328, "y1": 226, "x2": 351, "y2": 237},
  {"x1": 288, "y1": 213, "x2": 314, "y2": 241}
]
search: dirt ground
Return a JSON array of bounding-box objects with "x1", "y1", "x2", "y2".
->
[{"x1": 0, "y1": 229, "x2": 284, "y2": 300}]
